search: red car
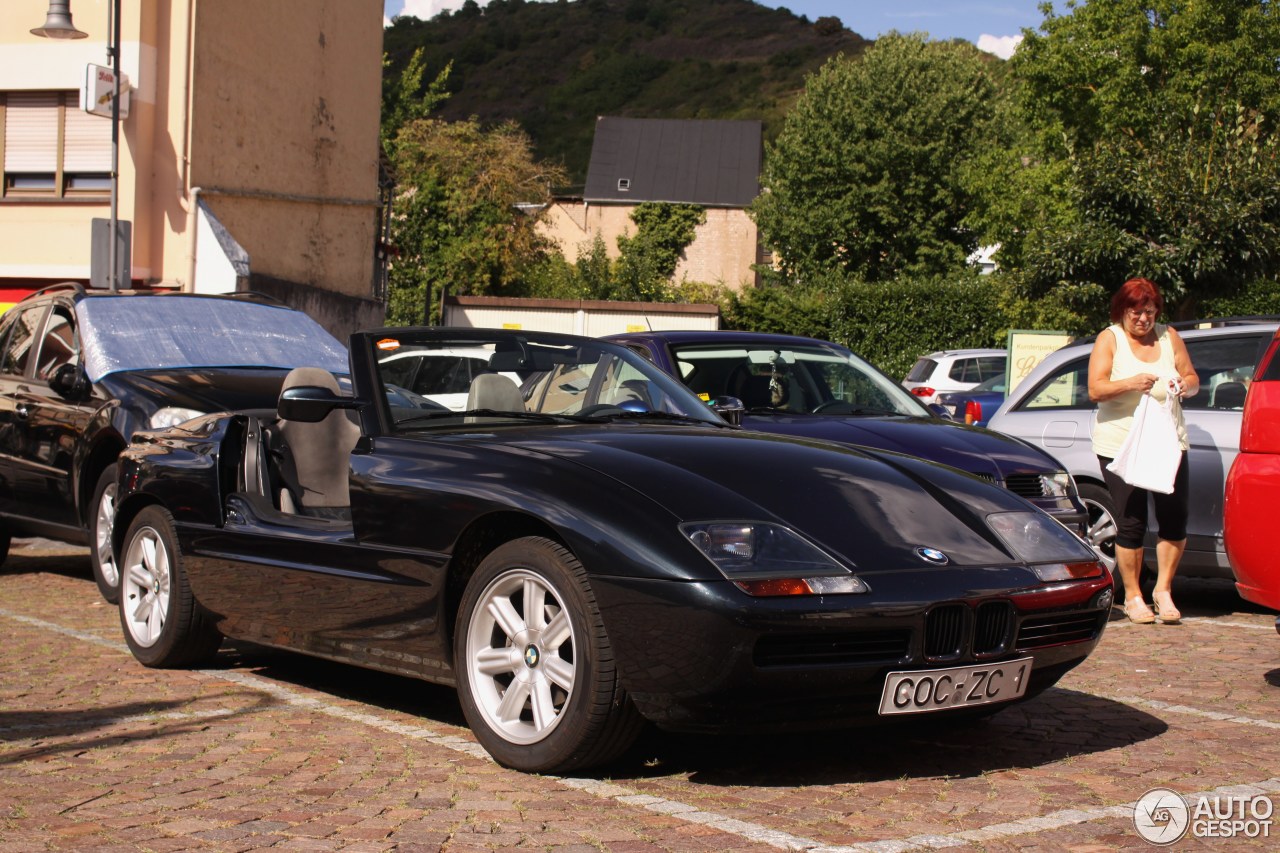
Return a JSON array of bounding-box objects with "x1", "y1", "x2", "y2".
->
[{"x1": 1225, "y1": 326, "x2": 1280, "y2": 630}]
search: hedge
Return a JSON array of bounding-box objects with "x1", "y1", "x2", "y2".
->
[
  {"x1": 720, "y1": 273, "x2": 1280, "y2": 380},
  {"x1": 724, "y1": 273, "x2": 1034, "y2": 380}
]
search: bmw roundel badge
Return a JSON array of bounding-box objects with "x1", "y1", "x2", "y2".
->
[{"x1": 916, "y1": 547, "x2": 950, "y2": 566}]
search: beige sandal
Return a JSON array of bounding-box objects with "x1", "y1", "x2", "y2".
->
[
  {"x1": 1152, "y1": 591, "x2": 1181, "y2": 624},
  {"x1": 1123, "y1": 597, "x2": 1156, "y2": 624}
]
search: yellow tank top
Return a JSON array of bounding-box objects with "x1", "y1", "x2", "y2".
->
[{"x1": 1092, "y1": 324, "x2": 1188, "y2": 457}]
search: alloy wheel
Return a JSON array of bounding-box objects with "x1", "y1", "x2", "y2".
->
[
  {"x1": 121, "y1": 524, "x2": 172, "y2": 648},
  {"x1": 95, "y1": 482, "x2": 118, "y2": 588},
  {"x1": 464, "y1": 568, "x2": 576, "y2": 745},
  {"x1": 1081, "y1": 495, "x2": 1118, "y2": 576}
]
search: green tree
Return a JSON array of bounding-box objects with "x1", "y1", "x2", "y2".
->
[
  {"x1": 385, "y1": 117, "x2": 566, "y2": 325},
  {"x1": 752, "y1": 33, "x2": 1000, "y2": 282},
  {"x1": 978, "y1": 0, "x2": 1280, "y2": 317},
  {"x1": 381, "y1": 50, "x2": 451, "y2": 155},
  {"x1": 1014, "y1": 0, "x2": 1280, "y2": 153}
]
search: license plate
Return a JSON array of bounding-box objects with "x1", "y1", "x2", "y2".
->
[{"x1": 878, "y1": 657, "x2": 1033, "y2": 716}]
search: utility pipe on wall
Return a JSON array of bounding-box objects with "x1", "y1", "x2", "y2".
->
[{"x1": 177, "y1": 0, "x2": 198, "y2": 291}]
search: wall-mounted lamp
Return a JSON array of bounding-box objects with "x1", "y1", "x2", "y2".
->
[{"x1": 30, "y1": 0, "x2": 88, "y2": 39}]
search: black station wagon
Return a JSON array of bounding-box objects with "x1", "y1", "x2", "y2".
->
[{"x1": 0, "y1": 284, "x2": 346, "y2": 601}]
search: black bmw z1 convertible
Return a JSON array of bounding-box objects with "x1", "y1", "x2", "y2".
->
[{"x1": 112, "y1": 327, "x2": 1113, "y2": 773}]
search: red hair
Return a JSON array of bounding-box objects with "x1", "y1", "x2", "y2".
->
[{"x1": 1109, "y1": 277, "x2": 1164, "y2": 323}]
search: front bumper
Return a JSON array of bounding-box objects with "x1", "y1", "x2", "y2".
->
[{"x1": 592, "y1": 566, "x2": 1113, "y2": 733}]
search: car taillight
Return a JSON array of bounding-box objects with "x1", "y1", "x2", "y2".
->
[
  {"x1": 964, "y1": 400, "x2": 982, "y2": 424},
  {"x1": 910, "y1": 387, "x2": 934, "y2": 398}
]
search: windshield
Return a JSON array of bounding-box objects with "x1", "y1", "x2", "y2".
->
[
  {"x1": 972, "y1": 374, "x2": 1008, "y2": 394},
  {"x1": 371, "y1": 330, "x2": 727, "y2": 430},
  {"x1": 78, "y1": 296, "x2": 348, "y2": 383},
  {"x1": 668, "y1": 341, "x2": 932, "y2": 417}
]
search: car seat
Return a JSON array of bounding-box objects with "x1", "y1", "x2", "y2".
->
[
  {"x1": 728, "y1": 364, "x2": 788, "y2": 410},
  {"x1": 465, "y1": 373, "x2": 525, "y2": 421},
  {"x1": 608, "y1": 378, "x2": 652, "y2": 408},
  {"x1": 1213, "y1": 381, "x2": 1247, "y2": 410},
  {"x1": 275, "y1": 367, "x2": 360, "y2": 517}
]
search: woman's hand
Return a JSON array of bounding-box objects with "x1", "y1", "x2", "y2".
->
[{"x1": 1130, "y1": 373, "x2": 1158, "y2": 394}]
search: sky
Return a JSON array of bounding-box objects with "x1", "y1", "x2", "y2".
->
[{"x1": 382, "y1": 0, "x2": 1051, "y2": 60}]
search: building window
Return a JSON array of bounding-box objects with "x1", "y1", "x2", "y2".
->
[{"x1": 1, "y1": 91, "x2": 110, "y2": 199}]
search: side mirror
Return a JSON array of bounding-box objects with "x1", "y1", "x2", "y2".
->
[
  {"x1": 50, "y1": 363, "x2": 89, "y2": 400},
  {"x1": 711, "y1": 395, "x2": 745, "y2": 426},
  {"x1": 278, "y1": 385, "x2": 362, "y2": 423},
  {"x1": 928, "y1": 403, "x2": 953, "y2": 420}
]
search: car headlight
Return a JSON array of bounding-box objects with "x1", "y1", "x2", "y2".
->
[
  {"x1": 1039, "y1": 472, "x2": 1077, "y2": 497},
  {"x1": 986, "y1": 511, "x2": 1102, "y2": 581},
  {"x1": 149, "y1": 407, "x2": 206, "y2": 429},
  {"x1": 680, "y1": 522, "x2": 869, "y2": 596}
]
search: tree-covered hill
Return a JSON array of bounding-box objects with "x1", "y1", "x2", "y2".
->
[{"x1": 382, "y1": 0, "x2": 869, "y2": 184}]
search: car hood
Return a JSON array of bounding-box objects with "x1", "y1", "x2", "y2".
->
[
  {"x1": 502, "y1": 425, "x2": 1035, "y2": 571},
  {"x1": 738, "y1": 414, "x2": 1060, "y2": 478},
  {"x1": 936, "y1": 392, "x2": 1004, "y2": 408},
  {"x1": 101, "y1": 368, "x2": 296, "y2": 415}
]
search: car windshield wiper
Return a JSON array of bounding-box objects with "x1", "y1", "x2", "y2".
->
[
  {"x1": 395, "y1": 409, "x2": 570, "y2": 426},
  {"x1": 813, "y1": 405, "x2": 903, "y2": 417},
  {"x1": 596, "y1": 410, "x2": 730, "y2": 427}
]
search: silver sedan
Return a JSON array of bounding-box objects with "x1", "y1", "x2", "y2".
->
[{"x1": 988, "y1": 320, "x2": 1277, "y2": 592}]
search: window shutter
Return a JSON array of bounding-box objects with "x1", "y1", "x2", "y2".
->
[
  {"x1": 63, "y1": 105, "x2": 111, "y2": 172},
  {"x1": 3, "y1": 93, "x2": 59, "y2": 172}
]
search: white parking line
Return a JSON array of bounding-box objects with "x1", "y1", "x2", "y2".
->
[
  {"x1": 841, "y1": 779, "x2": 1280, "y2": 853},
  {"x1": 1, "y1": 606, "x2": 1275, "y2": 852},
  {"x1": 1106, "y1": 695, "x2": 1280, "y2": 729}
]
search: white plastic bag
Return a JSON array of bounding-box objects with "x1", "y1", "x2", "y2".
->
[{"x1": 1106, "y1": 392, "x2": 1182, "y2": 494}]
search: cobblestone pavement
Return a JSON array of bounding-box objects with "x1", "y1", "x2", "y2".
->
[{"x1": 2, "y1": 537, "x2": 1279, "y2": 852}]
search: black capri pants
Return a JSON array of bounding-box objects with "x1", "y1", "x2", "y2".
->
[{"x1": 1097, "y1": 452, "x2": 1190, "y2": 548}]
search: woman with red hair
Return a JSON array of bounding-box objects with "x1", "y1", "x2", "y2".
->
[{"x1": 1088, "y1": 278, "x2": 1200, "y2": 624}]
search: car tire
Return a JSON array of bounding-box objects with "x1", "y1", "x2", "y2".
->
[
  {"x1": 90, "y1": 464, "x2": 120, "y2": 603},
  {"x1": 454, "y1": 536, "x2": 645, "y2": 774},
  {"x1": 1078, "y1": 482, "x2": 1151, "y2": 599},
  {"x1": 119, "y1": 506, "x2": 222, "y2": 668}
]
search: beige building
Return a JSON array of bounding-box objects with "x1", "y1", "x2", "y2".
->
[
  {"x1": 1, "y1": 0, "x2": 386, "y2": 335},
  {"x1": 540, "y1": 117, "x2": 764, "y2": 292}
]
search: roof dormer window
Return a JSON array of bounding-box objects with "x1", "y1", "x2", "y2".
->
[{"x1": 617, "y1": 178, "x2": 630, "y2": 191}]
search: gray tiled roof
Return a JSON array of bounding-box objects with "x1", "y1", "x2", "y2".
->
[{"x1": 583, "y1": 117, "x2": 762, "y2": 207}]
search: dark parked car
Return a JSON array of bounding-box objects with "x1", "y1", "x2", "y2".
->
[
  {"x1": 607, "y1": 330, "x2": 1088, "y2": 537},
  {"x1": 112, "y1": 327, "x2": 1112, "y2": 774},
  {"x1": 936, "y1": 374, "x2": 1008, "y2": 428},
  {"x1": 0, "y1": 283, "x2": 347, "y2": 602}
]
